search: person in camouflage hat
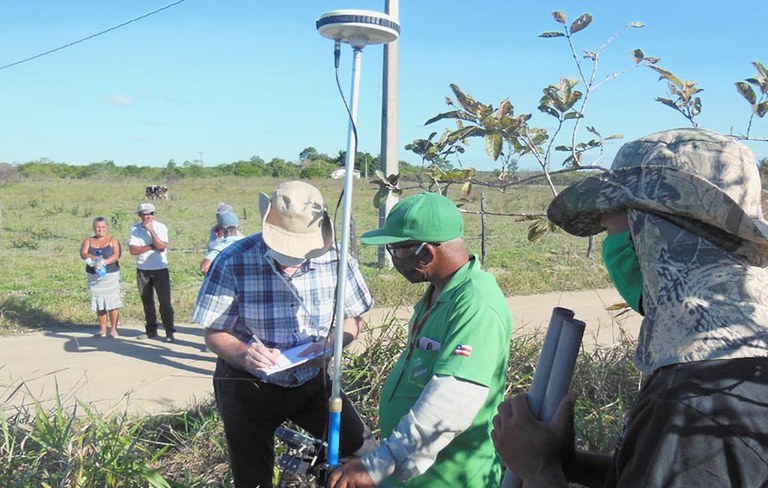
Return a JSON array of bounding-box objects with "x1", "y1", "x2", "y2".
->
[{"x1": 492, "y1": 128, "x2": 768, "y2": 488}]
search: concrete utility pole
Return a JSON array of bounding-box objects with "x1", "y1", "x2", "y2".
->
[
  {"x1": 378, "y1": 0, "x2": 400, "y2": 267},
  {"x1": 198, "y1": 152, "x2": 204, "y2": 166}
]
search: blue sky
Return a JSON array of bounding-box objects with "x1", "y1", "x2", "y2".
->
[{"x1": 1, "y1": 1, "x2": 767, "y2": 171}]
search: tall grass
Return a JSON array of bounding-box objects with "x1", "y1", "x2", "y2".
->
[
  {"x1": 0, "y1": 397, "x2": 173, "y2": 487},
  {"x1": 0, "y1": 316, "x2": 640, "y2": 487}
]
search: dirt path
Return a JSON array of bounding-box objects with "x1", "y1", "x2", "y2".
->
[{"x1": 0, "y1": 288, "x2": 641, "y2": 416}]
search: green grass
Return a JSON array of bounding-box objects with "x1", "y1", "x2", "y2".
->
[{"x1": 0, "y1": 175, "x2": 610, "y2": 332}]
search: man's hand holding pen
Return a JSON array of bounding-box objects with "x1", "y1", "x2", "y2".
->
[{"x1": 242, "y1": 342, "x2": 281, "y2": 373}]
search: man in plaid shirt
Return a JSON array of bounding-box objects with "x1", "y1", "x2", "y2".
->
[{"x1": 193, "y1": 181, "x2": 375, "y2": 488}]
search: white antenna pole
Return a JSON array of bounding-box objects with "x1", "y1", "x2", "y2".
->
[
  {"x1": 331, "y1": 40, "x2": 362, "y2": 403},
  {"x1": 317, "y1": 9, "x2": 400, "y2": 467}
]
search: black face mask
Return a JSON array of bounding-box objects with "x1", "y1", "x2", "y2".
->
[{"x1": 391, "y1": 245, "x2": 432, "y2": 284}]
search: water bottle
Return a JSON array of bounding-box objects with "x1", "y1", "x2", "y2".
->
[{"x1": 95, "y1": 250, "x2": 107, "y2": 279}]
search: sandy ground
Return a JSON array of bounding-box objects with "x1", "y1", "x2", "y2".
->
[{"x1": 0, "y1": 288, "x2": 642, "y2": 416}]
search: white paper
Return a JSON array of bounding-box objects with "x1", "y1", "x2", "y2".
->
[{"x1": 263, "y1": 342, "x2": 328, "y2": 375}]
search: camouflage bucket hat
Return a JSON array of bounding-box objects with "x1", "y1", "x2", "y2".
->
[{"x1": 547, "y1": 128, "x2": 768, "y2": 256}]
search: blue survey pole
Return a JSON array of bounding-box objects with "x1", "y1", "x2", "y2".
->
[{"x1": 327, "y1": 43, "x2": 364, "y2": 467}]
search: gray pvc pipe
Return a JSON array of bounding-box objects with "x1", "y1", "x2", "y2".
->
[
  {"x1": 540, "y1": 318, "x2": 585, "y2": 421},
  {"x1": 527, "y1": 307, "x2": 574, "y2": 418},
  {"x1": 501, "y1": 308, "x2": 581, "y2": 488}
]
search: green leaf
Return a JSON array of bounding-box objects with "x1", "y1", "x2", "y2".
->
[
  {"x1": 735, "y1": 81, "x2": 757, "y2": 105},
  {"x1": 552, "y1": 10, "x2": 567, "y2": 24},
  {"x1": 555, "y1": 145, "x2": 571, "y2": 151},
  {"x1": 387, "y1": 173, "x2": 400, "y2": 185},
  {"x1": 373, "y1": 188, "x2": 388, "y2": 209},
  {"x1": 142, "y1": 470, "x2": 172, "y2": 488},
  {"x1": 484, "y1": 133, "x2": 503, "y2": 161},
  {"x1": 570, "y1": 13, "x2": 593, "y2": 34},
  {"x1": 527, "y1": 219, "x2": 550, "y2": 243},
  {"x1": 461, "y1": 181, "x2": 472, "y2": 198},
  {"x1": 649, "y1": 65, "x2": 682, "y2": 87},
  {"x1": 424, "y1": 110, "x2": 476, "y2": 126},
  {"x1": 450, "y1": 84, "x2": 481, "y2": 114},
  {"x1": 655, "y1": 97, "x2": 680, "y2": 111},
  {"x1": 497, "y1": 98, "x2": 514, "y2": 118},
  {"x1": 538, "y1": 104, "x2": 560, "y2": 119},
  {"x1": 532, "y1": 132, "x2": 548, "y2": 146},
  {"x1": 563, "y1": 111, "x2": 582, "y2": 120},
  {"x1": 539, "y1": 31, "x2": 565, "y2": 38},
  {"x1": 753, "y1": 61, "x2": 768, "y2": 79},
  {"x1": 757, "y1": 101, "x2": 768, "y2": 118},
  {"x1": 605, "y1": 133, "x2": 623, "y2": 140},
  {"x1": 445, "y1": 126, "x2": 483, "y2": 145},
  {"x1": 374, "y1": 169, "x2": 386, "y2": 181},
  {"x1": 632, "y1": 49, "x2": 644, "y2": 64}
]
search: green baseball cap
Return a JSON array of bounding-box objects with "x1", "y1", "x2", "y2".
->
[{"x1": 361, "y1": 192, "x2": 464, "y2": 245}]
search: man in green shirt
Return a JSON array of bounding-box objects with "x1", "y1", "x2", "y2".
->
[{"x1": 330, "y1": 192, "x2": 513, "y2": 487}]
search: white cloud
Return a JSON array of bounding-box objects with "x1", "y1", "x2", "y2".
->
[{"x1": 108, "y1": 95, "x2": 133, "y2": 107}]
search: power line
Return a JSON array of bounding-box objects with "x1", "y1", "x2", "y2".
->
[{"x1": 0, "y1": 0, "x2": 189, "y2": 72}]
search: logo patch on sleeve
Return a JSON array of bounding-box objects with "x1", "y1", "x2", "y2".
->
[{"x1": 454, "y1": 344, "x2": 472, "y2": 357}]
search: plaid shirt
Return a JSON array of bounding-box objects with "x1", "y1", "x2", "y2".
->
[{"x1": 192, "y1": 233, "x2": 373, "y2": 387}]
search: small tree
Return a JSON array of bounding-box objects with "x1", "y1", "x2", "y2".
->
[{"x1": 374, "y1": 9, "x2": 766, "y2": 252}]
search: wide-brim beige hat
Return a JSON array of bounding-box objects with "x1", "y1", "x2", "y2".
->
[
  {"x1": 258, "y1": 181, "x2": 334, "y2": 259},
  {"x1": 547, "y1": 128, "x2": 768, "y2": 258}
]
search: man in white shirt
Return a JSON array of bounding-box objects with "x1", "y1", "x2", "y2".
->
[{"x1": 128, "y1": 203, "x2": 176, "y2": 342}]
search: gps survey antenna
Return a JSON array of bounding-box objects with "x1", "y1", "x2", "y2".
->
[{"x1": 316, "y1": 9, "x2": 400, "y2": 468}]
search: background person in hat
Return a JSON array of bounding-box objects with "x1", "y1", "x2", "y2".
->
[
  {"x1": 192, "y1": 181, "x2": 376, "y2": 488},
  {"x1": 127, "y1": 202, "x2": 176, "y2": 342},
  {"x1": 207, "y1": 201, "x2": 236, "y2": 253},
  {"x1": 492, "y1": 128, "x2": 768, "y2": 487},
  {"x1": 199, "y1": 204, "x2": 244, "y2": 275},
  {"x1": 330, "y1": 192, "x2": 513, "y2": 488}
]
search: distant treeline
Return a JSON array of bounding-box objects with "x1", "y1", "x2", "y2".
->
[
  {"x1": 7, "y1": 153, "x2": 763, "y2": 188},
  {"x1": 0, "y1": 148, "x2": 421, "y2": 183},
  {"x1": 0, "y1": 158, "x2": 593, "y2": 186}
]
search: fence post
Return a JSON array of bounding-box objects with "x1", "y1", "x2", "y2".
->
[{"x1": 480, "y1": 192, "x2": 487, "y2": 264}]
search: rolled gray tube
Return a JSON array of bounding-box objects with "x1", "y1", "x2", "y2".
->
[
  {"x1": 540, "y1": 318, "x2": 585, "y2": 422},
  {"x1": 527, "y1": 307, "x2": 575, "y2": 418},
  {"x1": 502, "y1": 307, "x2": 575, "y2": 488}
]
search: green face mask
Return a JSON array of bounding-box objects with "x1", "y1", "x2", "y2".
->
[{"x1": 601, "y1": 231, "x2": 644, "y2": 315}]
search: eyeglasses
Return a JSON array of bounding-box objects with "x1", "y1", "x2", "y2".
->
[
  {"x1": 141, "y1": 212, "x2": 155, "y2": 216},
  {"x1": 386, "y1": 242, "x2": 428, "y2": 259}
]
